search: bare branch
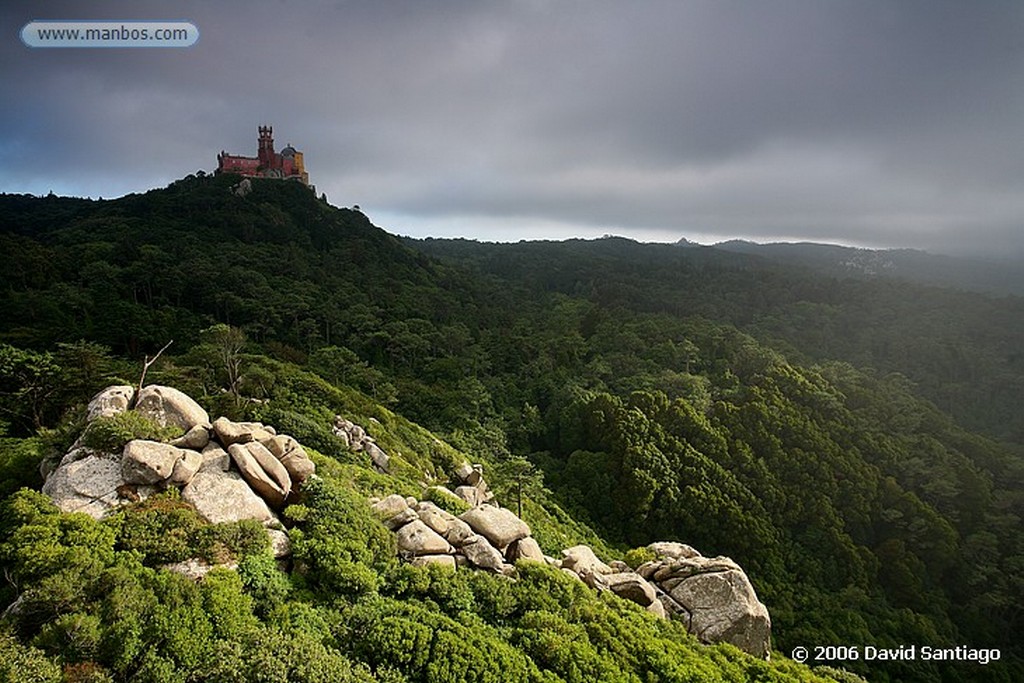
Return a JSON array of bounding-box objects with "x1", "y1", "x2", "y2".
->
[{"x1": 137, "y1": 339, "x2": 173, "y2": 396}]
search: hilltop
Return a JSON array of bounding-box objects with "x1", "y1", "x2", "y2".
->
[{"x1": 1, "y1": 175, "x2": 1022, "y2": 681}]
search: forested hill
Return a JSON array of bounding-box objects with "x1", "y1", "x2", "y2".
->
[
  {"x1": 408, "y1": 235, "x2": 1024, "y2": 446},
  {"x1": 1, "y1": 175, "x2": 1023, "y2": 681}
]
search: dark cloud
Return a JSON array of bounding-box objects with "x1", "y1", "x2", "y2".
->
[{"x1": 2, "y1": 0, "x2": 1022, "y2": 256}]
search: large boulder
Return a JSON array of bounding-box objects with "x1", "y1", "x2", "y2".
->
[
  {"x1": 168, "y1": 449, "x2": 203, "y2": 486},
  {"x1": 666, "y1": 565, "x2": 771, "y2": 658},
  {"x1": 647, "y1": 541, "x2": 700, "y2": 561},
  {"x1": 560, "y1": 545, "x2": 613, "y2": 576},
  {"x1": 261, "y1": 435, "x2": 316, "y2": 484},
  {"x1": 454, "y1": 485, "x2": 482, "y2": 506},
  {"x1": 396, "y1": 520, "x2": 452, "y2": 556},
  {"x1": 42, "y1": 452, "x2": 137, "y2": 519},
  {"x1": 122, "y1": 440, "x2": 189, "y2": 485},
  {"x1": 227, "y1": 443, "x2": 289, "y2": 508},
  {"x1": 161, "y1": 558, "x2": 237, "y2": 581},
  {"x1": 181, "y1": 470, "x2": 275, "y2": 524},
  {"x1": 460, "y1": 534, "x2": 504, "y2": 570},
  {"x1": 171, "y1": 424, "x2": 211, "y2": 450},
  {"x1": 199, "y1": 442, "x2": 231, "y2": 472},
  {"x1": 245, "y1": 442, "x2": 292, "y2": 497},
  {"x1": 411, "y1": 555, "x2": 457, "y2": 569},
  {"x1": 507, "y1": 536, "x2": 545, "y2": 563},
  {"x1": 372, "y1": 494, "x2": 409, "y2": 521},
  {"x1": 415, "y1": 501, "x2": 453, "y2": 537},
  {"x1": 85, "y1": 385, "x2": 135, "y2": 422},
  {"x1": 212, "y1": 417, "x2": 273, "y2": 447},
  {"x1": 460, "y1": 505, "x2": 530, "y2": 549},
  {"x1": 364, "y1": 442, "x2": 390, "y2": 473},
  {"x1": 604, "y1": 572, "x2": 658, "y2": 607},
  {"x1": 135, "y1": 385, "x2": 209, "y2": 434}
]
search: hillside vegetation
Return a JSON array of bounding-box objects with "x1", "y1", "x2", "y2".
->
[{"x1": 1, "y1": 174, "x2": 1021, "y2": 681}]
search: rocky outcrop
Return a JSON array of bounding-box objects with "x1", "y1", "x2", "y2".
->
[
  {"x1": 641, "y1": 550, "x2": 771, "y2": 658},
  {"x1": 372, "y1": 467, "x2": 771, "y2": 660},
  {"x1": 41, "y1": 385, "x2": 315, "y2": 569},
  {"x1": 452, "y1": 461, "x2": 495, "y2": 505},
  {"x1": 334, "y1": 416, "x2": 390, "y2": 473},
  {"x1": 372, "y1": 490, "x2": 540, "y2": 575}
]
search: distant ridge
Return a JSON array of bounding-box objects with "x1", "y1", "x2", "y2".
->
[{"x1": 707, "y1": 239, "x2": 1024, "y2": 296}]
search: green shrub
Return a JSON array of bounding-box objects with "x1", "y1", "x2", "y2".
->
[
  {"x1": 624, "y1": 546, "x2": 656, "y2": 569},
  {"x1": 238, "y1": 553, "x2": 291, "y2": 614},
  {"x1": 79, "y1": 411, "x2": 177, "y2": 452},
  {"x1": 288, "y1": 476, "x2": 396, "y2": 597},
  {"x1": 0, "y1": 630, "x2": 62, "y2": 683},
  {"x1": 424, "y1": 486, "x2": 471, "y2": 515},
  {"x1": 110, "y1": 490, "x2": 269, "y2": 566}
]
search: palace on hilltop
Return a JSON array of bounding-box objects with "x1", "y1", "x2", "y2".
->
[{"x1": 216, "y1": 126, "x2": 311, "y2": 186}]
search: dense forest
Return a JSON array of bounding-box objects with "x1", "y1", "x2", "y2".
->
[{"x1": 1, "y1": 174, "x2": 1021, "y2": 682}]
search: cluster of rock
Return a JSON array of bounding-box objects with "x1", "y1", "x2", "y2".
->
[
  {"x1": 371, "y1": 491, "x2": 545, "y2": 574},
  {"x1": 566, "y1": 541, "x2": 772, "y2": 659},
  {"x1": 449, "y1": 461, "x2": 495, "y2": 506},
  {"x1": 41, "y1": 385, "x2": 311, "y2": 572},
  {"x1": 333, "y1": 416, "x2": 390, "y2": 473},
  {"x1": 372, "y1": 470, "x2": 770, "y2": 659}
]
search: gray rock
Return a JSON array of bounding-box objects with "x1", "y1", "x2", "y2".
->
[
  {"x1": 122, "y1": 440, "x2": 188, "y2": 485},
  {"x1": 245, "y1": 442, "x2": 292, "y2": 498},
  {"x1": 454, "y1": 485, "x2": 482, "y2": 506},
  {"x1": 396, "y1": 519, "x2": 452, "y2": 556},
  {"x1": 417, "y1": 504, "x2": 451, "y2": 537},
  {"x1": 365, "y1": 442, "x2": 390, "y2": 473},
  {"x1": 134, "y1": 385, "x2": 209, "y2": 434},
  {"x1": 647, "y1": 541, "x2": 701, "y2": 561},
  {"x1": 653, "y1": 555, "x2": 742, "y2": 583},
  {"x1": 199, "y1": 442, "x2": 231, "y2": 472},
  {"x1": 42, "y1": 452, "x2": 129, "y2": 519},
  {"x1": 668, "y1": 568, "x2": 771, "y2": 659},
  {"x1": 636, "y1": 560, "x2": 661, "y2": 580},
  {"x1": 455, "y1": 462, "x2": 474, "y2": 482},
  {"x1": 228, "y1": 443, "x2": 288, "y2": 508},
  {"x1": 604, "y1": 572, "x2": 657, "y2": 607},
  {"x1": 171, "y1": 423, "x2": 211, "y2": 450},
  {"x1": 261, "y1": 434, "x2": 301, "y2": 459},
  {"x1": 460, "y1": 505, "x2": 530, "y2": 548},
  {"x1": 460, "y1": 534, "x2": 505, "y2": 570},
  {"x1": 384, "y1": 507, "x2": 419, "y2": 531},
  {"x1": 443, "y1": 518, "x2": 475, "y2": 546},
  {"x1": 561, "y1": 545, "x2": 613, "y2": 576},
  {"x1": 267, "y1": 529, "x2": 292, "y2": 558},
  {"x1": 372, "y1": 494, "x2": 409, "y2": 521},
  {"x1": 411, "y1": 555, "x2": 457, "y2": 569},
  {"x1": 86, "y1": 385, "x2": 135, "y2": 422},
  {"x1": 168, "y1": 448, "x2": 203, "y2": 486},
  {"x1": 161, "y1": 558, "x2": 237, "y2": 581},
  {"x1": 507, "y1": 536, "x2": 545, "y2": 563},
  {"x1": 181, "y1": 470, "x2": 275, "y2": 524},
  {"x1": 646, "y1": 598, "x2": 667, "y2": 619},
  {"x1": 212, "y1": 416, "x2": 256, "y2": 446},
  {"x1": 259, "y1": 435, "x2": 315, "y2": 484}
]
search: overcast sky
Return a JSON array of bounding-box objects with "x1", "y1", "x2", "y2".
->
[{"x1": 2, "y1": 1, "x2": 1022, "y2": 257}]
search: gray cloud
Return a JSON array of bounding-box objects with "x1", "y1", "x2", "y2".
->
[{"x1": 2, "y1": 0, "x2": 1022, "y2": 256}]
